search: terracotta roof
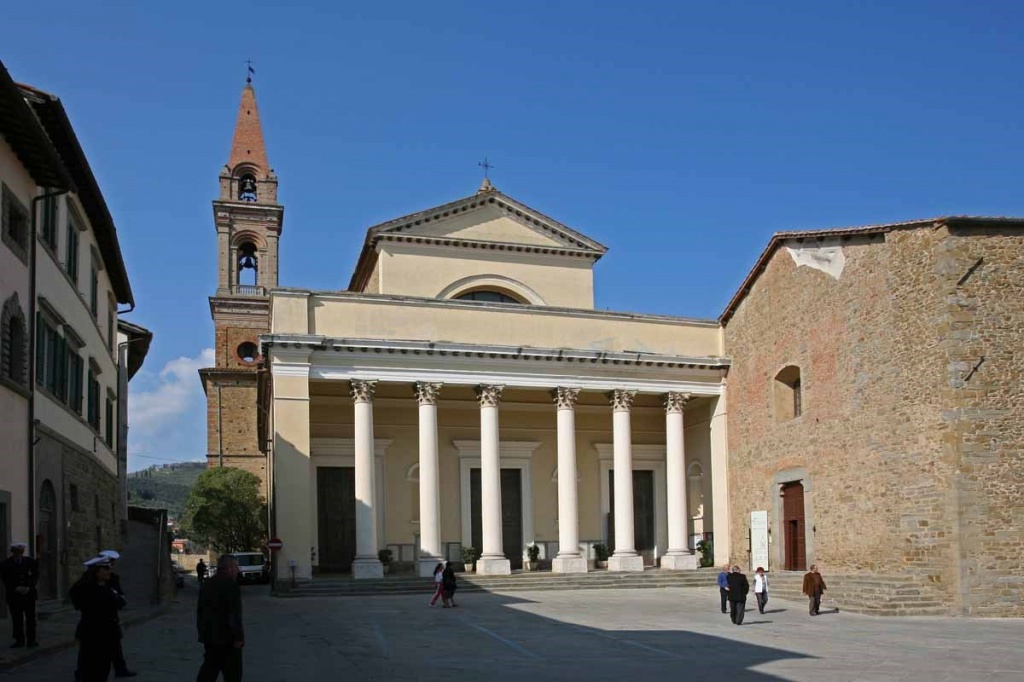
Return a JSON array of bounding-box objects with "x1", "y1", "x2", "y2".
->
[
  {"x1": 18, "y1": 83, "x2": 133, "y2": 305},
  {"x1": 228, "y1": 84, "x2": 269, "y2": 174},
  {"x1": 718, "y1": 215, "x2": 1024, "y2": 324},
  {"x1": 0, "y1": 61, "x2": 72, "y2": 190}
]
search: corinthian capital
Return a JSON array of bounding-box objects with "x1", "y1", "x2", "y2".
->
[
  {"x1": 349, "y1": 380, "x2": 377, "y2": 404},
  {"x1": 553, "y1": 387, "x2": 581, "y2": 410},
  {"x1": 413, "y1": 382, "x2": 443, "y2": 406},
  {"x1": 663, "y1": 391, "x2": 691, "y2": 414},
  {"x1": 475, "y1": 384, "x2": 504, "y2": 407},
  {"x1": 609, "y1": 389, "x2": 637, "y2": 412}
]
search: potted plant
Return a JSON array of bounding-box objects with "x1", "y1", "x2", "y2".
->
[
  {"x1": 378, "y1": 548, "x2": 393, "y2": 575},
  {"x1": 461, "y1": 546, "x2": 477, "y2": 572},
  {"x1": 593, "y1": 543, "x2": 609, "y2": 569},
  {"x1": 695, "y1": 540, "x2": 714, "y2": 568},
  {"x1": 524, "y1": 543, "x2": 541, "y2": 571}
]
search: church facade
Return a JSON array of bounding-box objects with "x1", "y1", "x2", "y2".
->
[{"x1": 202, "y1": 83, "x2": 1024, "y2": 616}]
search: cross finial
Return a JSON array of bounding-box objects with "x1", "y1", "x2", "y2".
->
[
  {"x1": 245, "y1": 58, "x2": 255, "y2": 84},
  {"x1": 478, "y1": 157, "x2": 494, "y2": 179}
]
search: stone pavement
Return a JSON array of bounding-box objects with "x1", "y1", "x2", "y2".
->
[{"x1": 3, "y1": 583, "x2": 1023, "y2": 681}]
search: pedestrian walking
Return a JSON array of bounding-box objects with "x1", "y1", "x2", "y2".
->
[
  {"x1": 753, "y1": 566, "x2": 769, "y2": 614},
  {"x1": 442, "y1": 562, "x2": 458, "y2": 608},
  {"x1": 197, "y1": 559, "x2": 208, "y2": 585},
  {"x1": 802, "y1": 564, "x2": 827, "y2": 616},
  {"x1": 99, "y1": 550, "x2": 137, "y2": 678},
  {"x1": 70, "y1": 556, "x2": 126, "y2": 681},
  {"x1": 716, "y1": 564, "x2": 730, "y2": 614},
  {"x1": 0, "y1": 541, "x2": 38, "y2": 648},
  {"x1": 429, "y1": 562, "x2": 447, "y2": 607},
  {"x1": 725, "y1": 565, "x2": 749, "y2": 625},
  {"x1": 196, "y1": 554, "x2": 245, "y2": 682}
]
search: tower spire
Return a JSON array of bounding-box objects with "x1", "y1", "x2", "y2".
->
[{"x1": 227, "y1": 81, "x2": 269, "y2": 174}]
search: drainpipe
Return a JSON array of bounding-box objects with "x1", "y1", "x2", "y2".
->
[{"x1": 28, "y1": 188, "x2": 69, "y2": 558}]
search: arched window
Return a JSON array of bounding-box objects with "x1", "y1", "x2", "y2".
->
[
  {"x1": 1, "y1": 293, "x2": 28, "y2": 387},
  {"x1": 454, "y1": 290, "x2": 522, "y2": 304},
  {"x1": 237, "y1": 242, "x2": 258, "y2": 286},
  {"x1": 238, "y1": 174, "x2": 257, "y2": 202},
  {"x1": 774, "y1": 366, "x2": 803, "y2": 421}
]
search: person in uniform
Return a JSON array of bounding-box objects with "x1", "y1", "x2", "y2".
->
[
  {"x1": 99, "y1": 550, "x2": 137, "y2": 678},
  {"x1": 0, "y1": 541, "x2": 39, "y2": 648},
  {"x1": 196, "y1": 554, "x2": 244, "y2": 682},
  {"x1": 70, "y1": 556, "x2": 126, "y2": 681}
]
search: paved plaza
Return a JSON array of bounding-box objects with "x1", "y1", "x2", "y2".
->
[{"x1": 4, "y1": 582, "x2": 1024, "y2": 681}]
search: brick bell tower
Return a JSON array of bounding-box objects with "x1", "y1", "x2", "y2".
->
[{"x1": 198, "y1": 77, "x2": 283, "y2": 494}]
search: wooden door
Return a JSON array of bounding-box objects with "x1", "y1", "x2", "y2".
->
[
  {"x1": 608, "y1": 470, "x2": 656, "y2": 563},
  {"x1": 317, "y1": 467, "x2": 356, "y2": 573},
  {"x1": 782, "y1": 481, "x2": 806, "y2": 571},
  {"x1": 470, "y1": 468, "x2": 524, "y2": 570}
]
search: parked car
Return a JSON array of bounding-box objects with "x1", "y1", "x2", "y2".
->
[
  {"x1": 233, "y1": 552, "x2": 270, "y2": 584},
  {"x1": 170, "y1": 560, "x2": 186, "y2": 588}
]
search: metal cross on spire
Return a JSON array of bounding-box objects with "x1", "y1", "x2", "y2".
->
[
  {"x1": 245, "y1": 58, "x2": 255, "y2": 84},
  {"x1": 478, "y1": 157, "x2": 494, "y2": 180}
]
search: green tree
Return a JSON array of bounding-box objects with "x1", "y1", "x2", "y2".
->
[{"x1": 182, "y1": 468, "x2": 267, "y2": 553}]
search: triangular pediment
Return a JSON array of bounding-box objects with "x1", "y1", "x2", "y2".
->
[{"x1": 365, "y1": 189, "x2": 608, "y2": 254}]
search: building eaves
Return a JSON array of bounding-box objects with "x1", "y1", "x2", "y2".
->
[
  {"x1": 18, "y1": 83, "x2": 133, "y2": 306},
  {"x1": 0, "y1": 61, "x2": 72, "y2": 190},
  {"x1": 718, "y1": 215, "x2": 1024, "y2": 325},
  {"x1": 117, "y1": 319, "x2": 153, "y2": 380}
]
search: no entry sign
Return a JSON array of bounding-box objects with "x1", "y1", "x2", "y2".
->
[{"x1": 267, "y1": 538, "x2": 284, "y2": 551}]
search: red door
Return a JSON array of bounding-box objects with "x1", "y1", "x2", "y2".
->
[{"x1": 781, "y1": 482, "x2": 806, "y2": 571}]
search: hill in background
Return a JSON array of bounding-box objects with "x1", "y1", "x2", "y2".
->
[{"x1": 127, "y1": 462, "x2": 206, "y2": 521}]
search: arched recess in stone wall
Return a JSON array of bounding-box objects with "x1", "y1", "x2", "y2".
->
[{"x1": 436, "y1": 274, "x2": 547, "y2": 305}]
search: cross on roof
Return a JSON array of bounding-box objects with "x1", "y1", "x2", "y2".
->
[
  {"x1": 245, "y1": 58, "x2": 255, "y2": 84},
  {"x1": 478, "y1": 157, "x2": 494, "y2": 179}
]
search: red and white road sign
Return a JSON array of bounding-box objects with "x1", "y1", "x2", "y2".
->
[{"x1": 267, "y1": 538, "x2": 284, "y2": 551}]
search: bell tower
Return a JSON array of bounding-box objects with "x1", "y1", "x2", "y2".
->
[{"x1": 199, "y1": 79, "x2": 283, "y2": 493}]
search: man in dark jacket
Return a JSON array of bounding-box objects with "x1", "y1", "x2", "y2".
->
[
  {"x1": 0, "y1": 542, "x2": 39, "y2": 647},
  {"x1": 99, "y1": 550, "x2": 137, "y2": 678},
  {"x1": 197, "y1": 555, "x2": 244, "y2": 682},
  {"x1": 802, "y1": 564, "x2": 827, "y2": 616},
  {"x1": 725, "y1": 565, "x2": 750, "y2": 625}
]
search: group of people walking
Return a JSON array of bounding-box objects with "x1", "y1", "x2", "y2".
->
[
  {"x1": 429, "y1": 562, "x2": 459, "y2": 607},
  {"x1": 717, "y1": 563, "x2": 828, "y2": 624}
]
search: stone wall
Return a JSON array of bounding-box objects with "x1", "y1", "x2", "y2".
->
[
  {"x1": 203, "y1": 372, "x2": 266, "y2": 494},
  {"x1": 723, "y1": 223, "x2": 1024, "y2": 616}
]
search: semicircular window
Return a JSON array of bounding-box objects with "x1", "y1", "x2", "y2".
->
[
  {"x1": 237, "y1": 342, "x2": 259, "y2": 364},
  {"x1": 454, "y1": 290, "x2": 522, "y2": 304}
]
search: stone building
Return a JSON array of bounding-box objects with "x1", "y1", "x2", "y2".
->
[
  {"x1": 0, "y1": 65, "x2": 151, "y2": 602},
  {"x1": 205, "y1": 81, "x2": 1023, "y2": 615},
  {"x1": 721, "y1": 219, "x2": 1024, "y2": 616}
]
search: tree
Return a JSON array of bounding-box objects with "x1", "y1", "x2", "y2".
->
[{"x1": 182, "y1": 468, "x2": 267, "y2": 553}]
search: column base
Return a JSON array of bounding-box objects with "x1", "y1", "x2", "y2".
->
[
  {"x1": 607, "y1": 554, "x2": 645, "y2": 572},
  {"x1": 660, "y1": 552, "x2": 698, "y2": 570},
  {"x1": 476, "y1": 557, "x2": 511, "y2": 575},
  {"x1": 551, "y1": 555, "x2": 588, "y2": 574},
  {"x1": 352, "y1": 558, "x2": 384, "y2": 579},
  {"x1": 417, "y1": 558, "x2": 443, "y2": 578}
]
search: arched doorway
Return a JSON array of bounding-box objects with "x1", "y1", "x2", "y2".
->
[{"x1": 37, "y1": 480, "x2": 58, "y2": 599}]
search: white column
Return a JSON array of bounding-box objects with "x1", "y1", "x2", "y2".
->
[
  {"x1": 710, "y1": 390, "x2": 731, "y2": 567},
  {"x1": 608, "y1": 389, "x2": 644, "y2": 572},
  {"x1": 350, "y1": 380, "x2": 383, "y2": 579},
  {"x1": 552, "y1": 387, "x2": 587, "y2": 574},
  {"x1": 662, "y1": 392, "x2": 697, "y2": 570},
  {"x1": 476, "y1": 384, "x2": 510, "y2": 575},
  {"x1": 415, "y1": 382, "x2": 443, "y2": 577}
]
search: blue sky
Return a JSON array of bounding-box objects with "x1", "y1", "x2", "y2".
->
[{"x1": 4, "y1": 1, "x2": 1023, "y2": 470}]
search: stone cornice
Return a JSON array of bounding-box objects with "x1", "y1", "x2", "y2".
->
[{"x1": 376, "y1": 233, "x2": 600, "y2": 260}]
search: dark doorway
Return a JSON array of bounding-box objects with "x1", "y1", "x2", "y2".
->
[
  {"x1": 781, "y1": 481, "x2": 807, "y2": 571},
  {"x1": 37, "y1": 480, "x2": 58, "y2": 599},
  {"x1": 317, "y1": 467, "x2": 356, "y2": 573},
  {"x1": 470, "y1": 468, "x2": 524, "y2": 570},
  {"x1": 608, "y1": 470, "x2": 656, "y2": 565}
]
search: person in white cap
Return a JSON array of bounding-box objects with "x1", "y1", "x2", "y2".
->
[
  {"x1": 0, "y1": 541, "x2": 39, "y2": 648},
  {"x1": 98, "y1": 550, "x2": 136, "y2": 678},
  {"x1": 70, "y1": 555, "x2": 126, "y2": 681}
]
